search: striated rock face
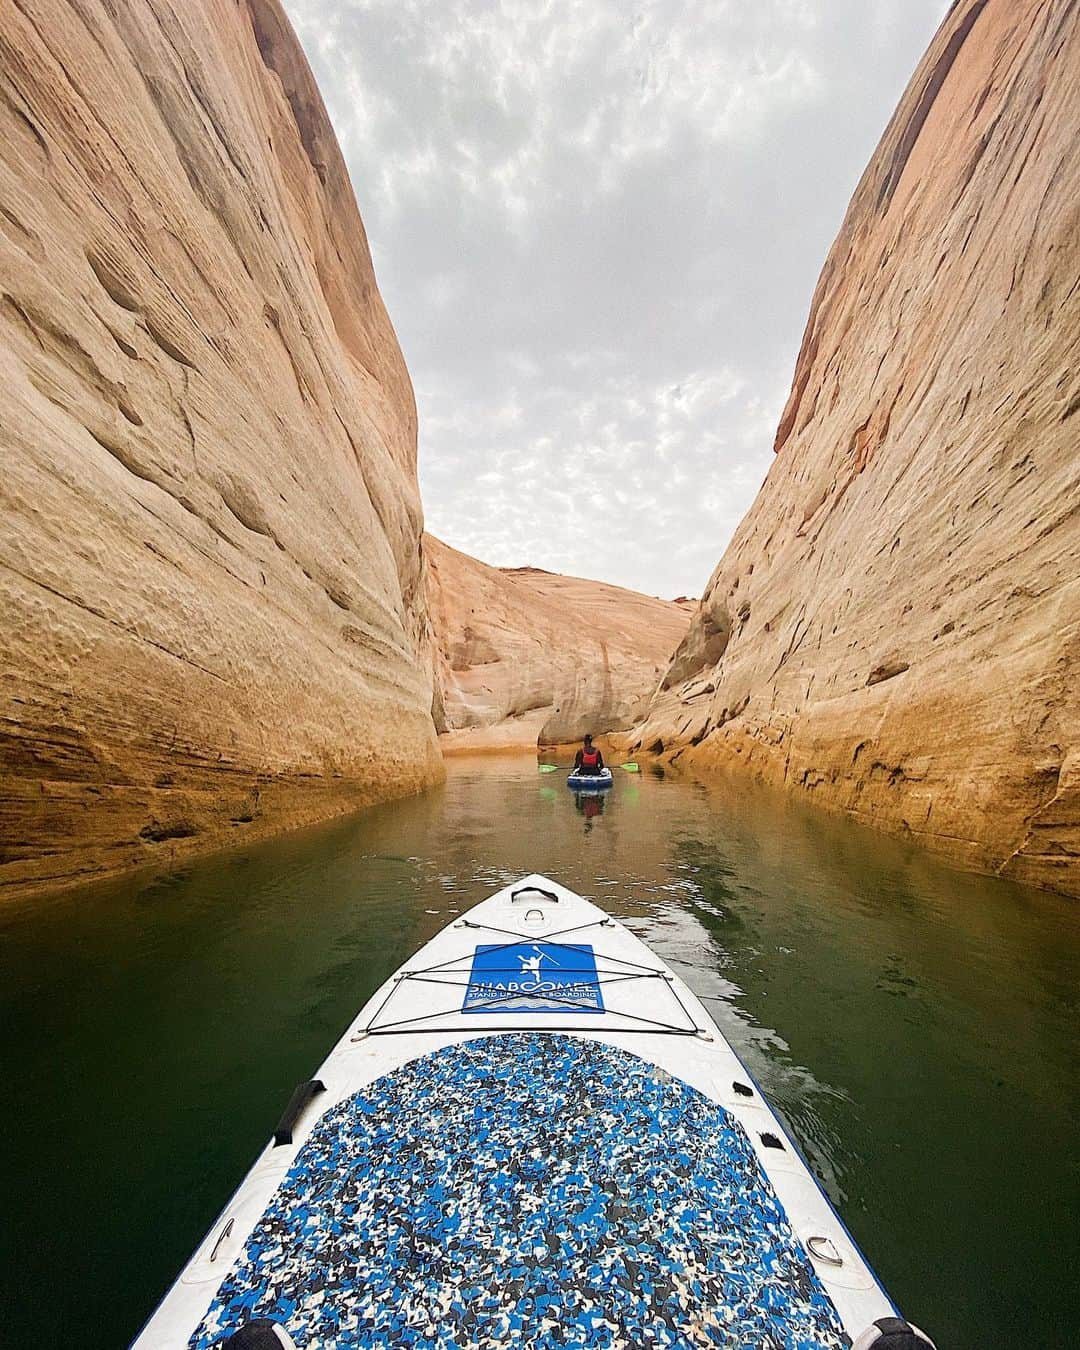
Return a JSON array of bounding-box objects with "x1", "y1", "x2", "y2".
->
[
  {"x1": 0, "y1": 0, "x2": 443, "y2": 898},
  {"x1": 639, "y1": 0, "x2": 1079, "y2": 896},
  {"x1": 426, "y1": 536, "x2": 690, "y2": 752}
]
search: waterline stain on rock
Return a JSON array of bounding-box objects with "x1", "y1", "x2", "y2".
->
[
  {"x1": 0, "y1": 0, "x2": 443, "y2": 901},
  {"x1": 637, "y1": 0, "x2": 1080, "y2": 897}
]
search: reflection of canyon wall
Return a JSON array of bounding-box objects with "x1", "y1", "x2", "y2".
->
[
  {"x1": 0, "y1": 0, "x2": 442, "y2": 899},
  {"x1": 427, "y1": 536, "x2": 691, "y2": 750},
  {"x1": 638, "y1": 0, "x2": 1079, "y2": 896}
]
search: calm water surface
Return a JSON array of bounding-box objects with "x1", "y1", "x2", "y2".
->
[{"x1": 2, "y1": 756, "x2": 1076, "y2": 1348}]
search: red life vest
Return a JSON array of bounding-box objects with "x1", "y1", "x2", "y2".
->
[{"x1": 581, "y1": 746, "x2": 600, "y2": 769}]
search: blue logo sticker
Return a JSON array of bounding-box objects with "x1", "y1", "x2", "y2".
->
[{"x1": 463, "y1": 943, "x2": 604, "y2": 1014}]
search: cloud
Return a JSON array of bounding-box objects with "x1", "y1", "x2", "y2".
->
[{"x1": 284, "y1": 0, "x2": 951, "y2": 596}]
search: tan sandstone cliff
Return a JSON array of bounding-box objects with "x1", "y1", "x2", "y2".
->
[
  {"x1": 426, "y1": 535, "x2": 691, "y2": 752},
  {"x1": 637, "y1": 0, "x2": 1079, "y2": 896},
  {"x1": 0, "y1": 0, "x2": 443, "y2": 899}
]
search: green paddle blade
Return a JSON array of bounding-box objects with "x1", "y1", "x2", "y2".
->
[
  {"x1": 538, "y1": 763, "x2": 560, "y2": 773},
  {"x1": 619, "y1": 762, "x2": 640, "y2": 772}
]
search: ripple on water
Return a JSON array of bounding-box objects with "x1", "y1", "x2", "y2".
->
[{"x1": 1, "y1": 755, "x2": 1076, "y2": 1350}]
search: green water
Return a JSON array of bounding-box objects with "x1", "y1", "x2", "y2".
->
[{"x1": 1, "y1": 756, "x2": 1076, "y2": 1348}]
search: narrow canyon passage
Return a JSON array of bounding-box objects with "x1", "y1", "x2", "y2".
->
[
  {"x1": 2, "y1": 758, "x2": 1074, "y2": 1350},
  {"x1": 2, "y1": 5, "x2": 1075, "y2": 1348}
]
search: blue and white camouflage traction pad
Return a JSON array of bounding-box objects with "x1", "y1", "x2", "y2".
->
[{"x1": 191, "y1": 1034, "x2": 850, "y2": 1349}]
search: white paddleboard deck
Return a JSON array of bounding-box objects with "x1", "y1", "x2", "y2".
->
[{"x1": 134, "y1": 875, "x2": 899, "y2": 1348}]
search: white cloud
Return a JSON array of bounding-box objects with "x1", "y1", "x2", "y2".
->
[{"x1": 284, "y1": 0, "x2": 951, "y2": 595}]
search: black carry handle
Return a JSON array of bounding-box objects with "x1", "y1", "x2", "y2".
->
[
  {"x1": 509, "y1": 886, "x2": 560, "y2": 903},
  {"x1": 273, "y1": 1078, "x2": 326, "y2": 1146}
]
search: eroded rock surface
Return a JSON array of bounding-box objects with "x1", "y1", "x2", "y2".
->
[
  {"x1": 639, "y1": 0, "x2": 1079, "y2": 896},
  {"x1": 0, "y1": 0, "x2": 442, "y2": 898},
  {"x1": 426, "y1": 536, "x2": 690, "y2": 751}
]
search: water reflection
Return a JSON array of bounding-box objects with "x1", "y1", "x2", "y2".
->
[
  {"x1": 572, "y1": 788, "x2": 606, "y2": 827},
  {"x1": 0, "y1": 753, "x2": 1076, "y2": 1350}
]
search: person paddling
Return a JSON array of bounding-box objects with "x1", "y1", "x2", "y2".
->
[{"x1": 573, "y1": 734, "x2": 605, "y2": 777}]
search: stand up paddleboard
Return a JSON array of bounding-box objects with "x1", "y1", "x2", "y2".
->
[
  {"x1": 566, "y1": 767, "x2": 613, "y2": 791},
  {"x1": 133, "y1": 875, "x2": 933, "y2": 1350}
]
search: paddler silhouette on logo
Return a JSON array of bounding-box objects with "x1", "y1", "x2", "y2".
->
[
  {"x1": 518, "y1": 951, "x2": 543, "y2": 980},
  {"x1": 518, "y1": 945, "x2": 556, "y2": 982}
]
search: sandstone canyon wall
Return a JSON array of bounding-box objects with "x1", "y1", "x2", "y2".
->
[
  {"x1": 0, "y1": 0, "x2": 443, "y2": 899},
  {"x1": 427, "y1": 535, "x2": 691, "y2": 751},
  {"x1": 638, "y1": 0, "x2": 1079, "y2": 896}
]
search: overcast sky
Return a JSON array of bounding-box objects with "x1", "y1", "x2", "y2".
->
[{"x1": 283, "y1": 0, "x2": 950, "y2": 598}]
